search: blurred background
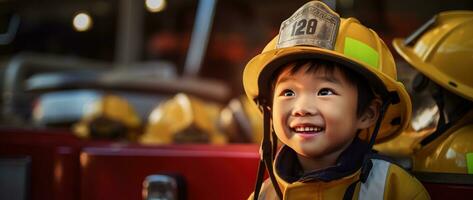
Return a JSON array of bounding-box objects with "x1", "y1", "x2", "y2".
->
[
  {"x1": 1, "y1": 1, "x2": 472, "y2": 200},
  {"x1": 0, "y1": 0, "x2": 472, "y2": 143}
]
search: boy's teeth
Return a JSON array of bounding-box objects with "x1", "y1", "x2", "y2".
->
[{"x1": 295, "y1": 126, "x2": 322, "y2": 132}]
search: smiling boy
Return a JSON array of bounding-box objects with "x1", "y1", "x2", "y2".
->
[
  {"x1": 272, "y1": 61, "x2": 376, "y2": 173},
  {"x1": 243, "y1": 1, "x2": 429, "y2": 199}
]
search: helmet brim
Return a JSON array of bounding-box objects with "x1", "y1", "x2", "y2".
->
[{"x1": 393, "y1": 38, "x2": 473, "y2": 102}]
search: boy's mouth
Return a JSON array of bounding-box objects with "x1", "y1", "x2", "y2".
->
[{"x1": 291, "y1": 125, "x2": 324, "y2": 134}]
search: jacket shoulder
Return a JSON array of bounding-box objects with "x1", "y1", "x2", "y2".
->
[
  {"x1": 247, "y1": 179, "x2": 278, "y2": 200},
  {"x1": 381, "y1": 159, "x2": 430, "y2": 200}
]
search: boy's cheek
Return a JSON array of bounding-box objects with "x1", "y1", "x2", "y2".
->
[{"x1": 272, "y1": 124, "x2": 288, "y2": 139}]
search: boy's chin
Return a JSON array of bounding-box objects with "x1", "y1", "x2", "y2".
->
[
  {"x1": 293, "y1": 142, "x2": 349, "y2": 159},
  {"x1": 291, "y1": 145, "x2": 326, "y2": 158}
]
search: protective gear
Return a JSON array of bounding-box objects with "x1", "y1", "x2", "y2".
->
[
  {"x1": 140, "y1": 93, "x2": 227, "y2": 144},
  {"x1": 375, "y1": 72, "x2": 441, "y2": 157},
  {"x1": 243, "y1": 3, "x2": 411, "y2": 143},
  {"x1": 250, "y1": 157, "x2": 429, "y2": 200},
  {"x1": 393, "y1": 11, "x2": 473, "y2": 102},
  {"x1": 413, "y1": 111, "x2": 473, "y2": 174},
  {"x1": 243, "y1": 2, "x2": 413, "y2": 199},
  {"x1": 376, "y1": 111, "x2": 473, "y2": 174},
  {"x1": 218, "y1": 96, "x2": 263, "y2": 143},
  {"x1": 374, "y1": 125, "x2": 434, "y2": 157},
  {"x1": 73, "y1": 94, "x2": 142, "y2": 141},
  {"x1": 377, "y1": 11, "x2": 473, "y2": 175}
]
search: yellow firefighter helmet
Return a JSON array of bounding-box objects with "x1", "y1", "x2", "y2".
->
[
  {"x1": 413, "y1": 121, "x2": 473, "y2": 174},
  {"x1": 243, "y1": 1, "x2": 411, "y2": 142},
  {"x1": 140, "y1": 93, "x2": 227, "y2": 144},
  {"x1": 388, "y1": 11, "x2": 473, "y2": 174},
  {"x1": 218, "y1": 96, "x2": 263, "y2": 143},
  {"x1": 393, "y1": 11, "x2": 473, "y2": 102},
  {"x1": 73, "y1": 94, "x2": 142, "y2": 140}
]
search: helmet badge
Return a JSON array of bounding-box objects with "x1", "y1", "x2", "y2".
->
[{"x1": 277, "y1": 1, "x2": 340, "y2": 50}]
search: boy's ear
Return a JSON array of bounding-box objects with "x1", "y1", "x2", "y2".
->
[{"x1": 357, "y1": 98, "x2": 382, "y2": 129}]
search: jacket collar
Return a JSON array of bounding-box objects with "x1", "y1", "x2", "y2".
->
[{"x1": 274, "y1": 137, "x2": 369, "y2": 185}]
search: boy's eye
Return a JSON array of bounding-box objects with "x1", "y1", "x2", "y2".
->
[
  {"x1": 318, "y1": 88, "x2": 335, "y2": 96},
  {"x1": 281, "y1": 89, "x2": 295, "y2": 97}
]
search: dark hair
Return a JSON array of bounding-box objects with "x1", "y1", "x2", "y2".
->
[{"x1": 271, "y1": 59, "x2": 375, "y2": 118}]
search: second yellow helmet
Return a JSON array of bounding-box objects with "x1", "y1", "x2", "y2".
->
[{"x1": 393, "y1": 11, "x2": 473, "y2": 102}]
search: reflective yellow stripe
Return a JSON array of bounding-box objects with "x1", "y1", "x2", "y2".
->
[
  {"x1": 344, "y1": 37, "x2": 379, "y2": 69},
  {"x1": 467, "y1": 152, "x2": 473, "y2": 174}
]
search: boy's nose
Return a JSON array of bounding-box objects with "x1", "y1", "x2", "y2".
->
[
  {"x1": 293, "y1": 108, "x2": 314, "y2": 117},
  {"x1": 291, "y1": 95, "x2": 317, "y2": 117}
]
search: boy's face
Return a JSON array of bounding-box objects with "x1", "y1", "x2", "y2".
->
[{"x1": 272, "y1": 65, "x2": 366, "y2": 159}]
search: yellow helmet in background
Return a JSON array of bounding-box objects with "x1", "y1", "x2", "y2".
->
[
  {"x1": 74, "y1": 94, "x2": 142, "y2": 140},
  {"x1": 218, "y1": 96, "x2": 263, "y2": 143},
  {"x1": 393, "y1": 11, "x2": 473, "y2": 102},
  {"x1": 413, "y1": 120, "x2": 473, "y2": 174},
  {"x1": 389, "y1": 11, "x2": 473, "y2": 175},
  {"x1": 243, "y1": 1, "x2": 411, "y2": 142},
  {"x1": 140, "y1": 93, "x2": 227, "y2": 144}
]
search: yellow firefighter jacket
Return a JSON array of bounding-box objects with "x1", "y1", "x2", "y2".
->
[{"x1": 249, "y1": 138, "x2": 430, "y2": 200}]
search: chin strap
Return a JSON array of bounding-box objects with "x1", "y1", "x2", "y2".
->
[
  {"x1": 367, "y1": 97, "x2": 392, "y2": 150},
  {"x1": 343, "y1": 96, "x2": 391, "y2": 200},
  {"x1": 253, "y1": 105, "x2": 283, "y2": 200}
]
